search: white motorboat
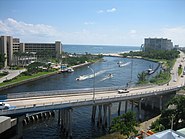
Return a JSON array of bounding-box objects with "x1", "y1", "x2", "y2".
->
[
  {"x1": 147, "y1": 68, "x2": 154, "y2": 75},
  {"x1": 76, "y1": 75, "x2": 88, "y2": 81},
  {"x1": 67, "y1": 67, "x2": 74, "y2": 73},
  {"x1": 107, "y1": 73, "x2": 113, "y2": 78}
]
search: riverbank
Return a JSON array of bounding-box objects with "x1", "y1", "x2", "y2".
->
[
  {"x1": 0, "y1": 71, "x2": 58, "y2": 92},
  {"x1": 71, "y1": 61, "x2": 92, "y2": 69},
  {"x1": 0, "y1": 61, "x2": 93, "y2": 92}
]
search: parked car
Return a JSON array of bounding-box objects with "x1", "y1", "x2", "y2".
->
[
  {"x1": 0, "y1": 102, "x2": 10, "y2": 110},
  {"x1": 118, "y1": 88, "x2": 129, "y2": 94}
]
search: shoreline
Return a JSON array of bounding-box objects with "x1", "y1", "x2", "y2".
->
[
  {"x1": 0, "y1": 61, "x2": 93, "y2": 92},
  {"x1": 0, "y1": 54, "x2": 163, "y2": 92}
]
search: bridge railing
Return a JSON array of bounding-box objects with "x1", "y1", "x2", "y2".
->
[
  {"x1": 6, "y1": 84, "x2": 158, "y2": 99},
  {"x1": 6, "y1": 86, "x2": 123, "y2": 99},
  {"x1": 0, "y1": 85, "x2": 182, "y2": 116}
]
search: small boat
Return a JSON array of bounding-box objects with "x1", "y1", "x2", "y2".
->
[
  {"x1": 147, "y1": 68, "x2": 154, "y2": 75},
  {"x1": 76, "y1": 75, "x2": 87, "y2": 81},
  {"x1": 107, "y1": 73, "x2": 113, "y2": 78},
  {"x1": 117, "y1": 61, "x2": 122, "y2": 64},
  {"x1": 59, "y1": 67, "x2": 74, "y2": 73},
  {"x1": 67, "y1": 67, "x2": 74, "y2": 73}
]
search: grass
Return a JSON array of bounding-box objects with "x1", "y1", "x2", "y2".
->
[
  {"x1": 149, "y1": 58, "x2": 176, "y2": 85},
  {"x1": 0, "y1": 71, "x2": 56, "y2": 87},
  {"x1": 150, "y1": 72, "x2": 171, "y2": 85},
  {"x1": 137, "y1": 57, "x2": 173, "y2": 85}
]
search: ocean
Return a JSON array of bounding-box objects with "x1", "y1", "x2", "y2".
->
[{"x1": 63, "y1": 44, "x2": 140, "y2": 54}]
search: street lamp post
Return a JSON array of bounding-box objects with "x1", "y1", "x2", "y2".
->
[{"x1": 88, "y1": 66, "x2": 95, "y2": 102}]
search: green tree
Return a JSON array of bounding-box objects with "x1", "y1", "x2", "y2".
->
[
  {"x1": 26, "y1": 62, "x2": 44, "y2": 74},
  {"x1": 137, "y1": 71, "x2": 147, "y2": 84},
  {"x1": 150, "y1": 119, "x2": 165, "y2": 132},
  {"x1": 151, "y1": 95, "x2": 185, "y2": 131},
  {"x1": 13, "y1": 51, "x2": 21, "y2": 66},
  {"x1": 110, "y1": 111, "x2": 138, "y2": 138},
  {"x1": 122, "y1": 49, "x2": 179, "y2": 60}
]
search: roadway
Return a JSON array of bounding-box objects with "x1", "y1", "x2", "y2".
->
[
  {"x1": 1, "y1": 51, "x2": 185, "y2": 115},
  {"x1": 0, "y1": 69, "x2": 26, "y2": 83}
]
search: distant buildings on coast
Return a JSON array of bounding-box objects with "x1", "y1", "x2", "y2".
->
[
  {"x1": 0, "y1": 35, "x2": 62, "y2": 67},
  {"x1": 0, "y1": 35, "x2": 180, "y2": 68},
  {"x1": 143, "y1": 38, "x2": 173, "y2": 51}
]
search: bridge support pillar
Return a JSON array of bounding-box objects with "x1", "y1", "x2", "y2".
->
[
  {"x1": 15, "y1": 115, "x2": 25, "y2": 139},
  {"x1": 65, "y1": 109, "x2": 69, "y2": 136},
  {"x1": 160, "y1": 96, "x2": 163, "y2": 111},
  {"x1": 131, "y1": 100, "x2": 134, "y2": 111},
  {"x1": 118, "y1": 102, "x2": 121, "y2": 116},
  {"x1": 103, "y1": 104, "x2": 108, "y2": 128},
  {"x1": 62, "y1": 110, "x2": 66, "y2": 133},
  {"x1": 138, "y1": 99, "x2": 142, "y2": 121},
  {"x1": 68, "y1": 109, "x2": 73, "y2": 138},
  {"x1": 59, "y1": 108, "x2": 73, "y2": 138},
  {"x1": 58, "y1": 110, "x2": 61, "y2": 125},
  {"x1": 97, "y1": 105, "x2": 102, "y2": 127},
  {"x1": 61, "y1": 110, "x2": 64, "y2": 131},
  {"x1": 108, "y1": 103, "x2": 112, "y2": 129},
  {"x1": 91, "y1": 105, "x2": 97, "y2": 123},
  {"x1": 125, "y1": 100, "x2": 128, "y2": 113},
  {"x1": 151, "y1": 101, "x2": 154, "y2": 110}
]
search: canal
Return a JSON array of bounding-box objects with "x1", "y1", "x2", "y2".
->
[{"x1": 1, "y1": 56, "x2": 161, "y2": 139}]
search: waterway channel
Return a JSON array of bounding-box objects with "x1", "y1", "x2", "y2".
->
[{"x1": 1, "y1": 56, "x2": 161, "y2": 139}]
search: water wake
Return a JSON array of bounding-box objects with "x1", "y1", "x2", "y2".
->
[
  {"x1": 99, "y1": 74, "x2": 113, "y2": 82},
  {"x1": 76, "y1": 70, "x2": 106, "y2": 81},
  {"x1": 119, "y1": 62, "x2": 131, "y2": 67}
]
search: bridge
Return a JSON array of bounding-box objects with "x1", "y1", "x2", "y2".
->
[{"x1": 0, "y1": 51, "x2": 185, "y2": 138}]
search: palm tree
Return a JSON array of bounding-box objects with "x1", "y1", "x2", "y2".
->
[
  {"x1": 137, "y1": 71, "x2": 147, "y2": 83},
  {"x1": 13, "y1": 51, "x2": 21, "y2": 66}
]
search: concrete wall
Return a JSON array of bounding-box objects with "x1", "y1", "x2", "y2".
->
[
  {"x1": 0, "y1": 36, "x2": 8, "y2": 67},
  {"x1": 7, "y1": 36, "x2": 13, "y2": 66},
  {"x1": 0, "y1": 116, "x2": 11, "y2": 134}
]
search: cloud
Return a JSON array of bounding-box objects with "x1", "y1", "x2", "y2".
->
[
  {"x1": 107, "y1": 8, "x2": 117, "y2": 13},
  {"x1": 97, "y1": 8, "x2": 117, "y2": 14},
  {"x1": 129, "y1": 29, "x2": 137, "y2": 34},
  {"x1": 97, "y1": 10, "x2": 104, "y2": 14},
  {"x1": 0, "y1": 18, "x2": 141, "y2": 46},
  {"x1": 161, "y1": 26, "x2": 185, "y2": 46},
  {"x1": 0, "y1": 18, "x2": 144, "y2": 46},
  {"x1": 84, "y1": 22, "x2": 95, "y2": 25},
  {"x1": 0, "y1": 18, "x2": 59, "y2": 42}
]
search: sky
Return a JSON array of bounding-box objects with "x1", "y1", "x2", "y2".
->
[{"x1": 0, "y1": 0, "x2": 185, "y2": 46}]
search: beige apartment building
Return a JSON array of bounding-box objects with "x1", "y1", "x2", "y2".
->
[{"x1": 0, "y1": 36, "x2": 62, "y2": 67}]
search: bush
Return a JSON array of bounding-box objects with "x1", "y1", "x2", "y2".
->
[
  {"x1": 3, "y1": 79, "x2": 12, "y2": 82},
  {"x1": 21, "y1": 71, "x2": 32, "y2": 76},
  {"x1": 0, "y1": 71, "x2": 9, "y2": 76}
]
